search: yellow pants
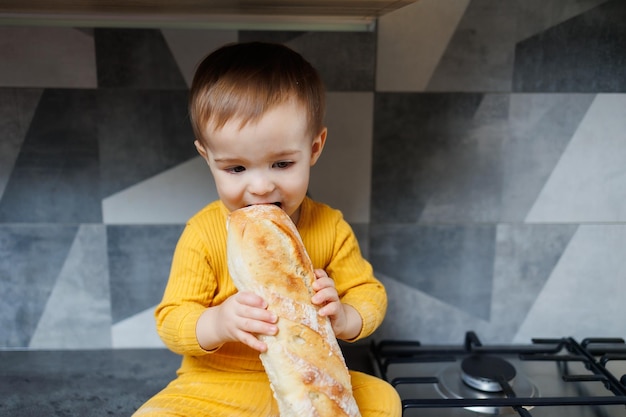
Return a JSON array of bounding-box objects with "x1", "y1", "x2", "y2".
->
[{"x1": 133, "y1": 369, "x2": 401, "y2": 417}]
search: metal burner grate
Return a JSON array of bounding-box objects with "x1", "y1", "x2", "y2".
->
[{"x1": 371, "y1": 331, "x2": 626, "y2": 417}]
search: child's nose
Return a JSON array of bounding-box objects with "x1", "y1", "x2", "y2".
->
[{"x1": 248, "y1": 174, "x2": 275, "y2": 195}]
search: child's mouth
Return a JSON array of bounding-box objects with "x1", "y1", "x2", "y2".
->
[{"x1": 247, "y1": 202, "x2": 282, "y2": 208}]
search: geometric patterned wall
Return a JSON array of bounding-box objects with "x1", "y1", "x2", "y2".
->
[
  {"x1": 0, "y1": 26, "x2": 377, "y2": 349},
  {"x1": 373, "y1": 0, "x2": 626, "y2": 343},
  {"x1": 1, "y1": 0, "x2": 625, "y2": 350}
]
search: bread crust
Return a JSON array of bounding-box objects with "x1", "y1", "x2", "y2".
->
[{"x1": 227, "y1": 204, "x2": 361, "y2": 417}]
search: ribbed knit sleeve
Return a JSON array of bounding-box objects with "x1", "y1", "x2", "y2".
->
[
  {"x1": 155, "y1": 201, "x2": 235, "y2": 357},
  {"x1": 298, "y1": 198, "x2": 387, "y2": 342}
]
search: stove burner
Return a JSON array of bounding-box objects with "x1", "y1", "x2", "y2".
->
[
  {"x1": 435, "y1": 358, "x2": 538, "y2": 415},
  {"x1": 461, "y1": 355, "x2": 516, "y2": 392},
  {"x1": 372, "y1": 333, "x2": 626, "y2": 416}
]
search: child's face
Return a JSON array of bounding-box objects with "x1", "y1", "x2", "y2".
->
[{"x1": 195, "y1": 100, "x2": 326, "y2": 224}]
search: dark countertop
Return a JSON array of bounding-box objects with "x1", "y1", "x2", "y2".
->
[{"x1": 0, "y1": 342, "x2": 375, "y2": 416}]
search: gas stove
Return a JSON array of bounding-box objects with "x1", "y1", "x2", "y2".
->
[{"x1": 370, "y1": 331, "x2": 626, "y2": 416}]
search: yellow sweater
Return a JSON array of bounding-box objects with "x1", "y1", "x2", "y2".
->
[{"x1": 155, "y1": 197, "x2": 387, "y2": 374}]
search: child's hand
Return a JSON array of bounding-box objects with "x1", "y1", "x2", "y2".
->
[
  {"x1": 214, "y1": 291, "x2": 278, "y2": 352},
  {"x1": 311, "y1": 269, "x2": 357, "y2": 340}
]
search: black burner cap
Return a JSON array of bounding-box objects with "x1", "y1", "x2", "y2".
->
[{"x1": 461, "y1": 355, "x2": 516, "y2": 392}]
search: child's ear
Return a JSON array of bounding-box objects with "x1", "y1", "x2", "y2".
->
[
  {"x1": 194, "y1": 140, "x2": 209, "y2": 159},
  {"x1": 310, "y1": 128, "x2": 327, "y2": 166}
]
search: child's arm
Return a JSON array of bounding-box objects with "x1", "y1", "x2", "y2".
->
[
  {"x1": 312, "y1": 269, "x2": 363, "y2": 340},
  {"x1": 195, "y1": 291, "x2": 278, "y2": 352},
  {"x1": 306, "y1": 208, "x2": 387, "y2": 342}
]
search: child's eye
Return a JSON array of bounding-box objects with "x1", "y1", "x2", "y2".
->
[
  {"x1": 226, "y1": 166, "x2": 246, "y2": 174},
  {"x1": 273, "y1": 161, "x2": 293, "y2": 169}
]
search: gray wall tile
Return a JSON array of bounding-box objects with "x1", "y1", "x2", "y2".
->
[
  {"x1": 94, "y1": 28, "x2": 186, "y2": 89},
  {"x1": 513, "y1": 0, "x2": 626, "y2": 92},
  {"x1": 0, "y1": 225, "x2": 78, "y2": 347},
  {"x1": 370, "y1": 224, "x2": 496, "y2": 320},
  {"x1": 107, "y1": 225, "x2": 184, "y2": 323},
  {"x1": 97, "y1": 90, "x2": 196, "y2": 197},
  {"x1": 0, "y1": 89, "x2": 100, "y2": 223}
]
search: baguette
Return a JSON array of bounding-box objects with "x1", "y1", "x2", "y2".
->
[{"x1": 226, "y1": 204, "x2": 361, "y2": 417}]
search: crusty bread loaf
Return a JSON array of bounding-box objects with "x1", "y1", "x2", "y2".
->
[{"x1": 226, "y1": 204, "x2": 361, "y2": 417}]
